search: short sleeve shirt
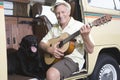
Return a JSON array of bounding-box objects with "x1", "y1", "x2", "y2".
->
[{"x1": 41, "y1": 17, "x2": 86, "y2": 70}]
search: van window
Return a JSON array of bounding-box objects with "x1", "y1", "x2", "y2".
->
[
  {"x1": 114, "y1": 0, "x2": 120, "y2": 10},
  {"x1": 88, "y1": 0, "x2": 115, "y2": 9}
]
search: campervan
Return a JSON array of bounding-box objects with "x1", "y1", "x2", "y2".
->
[{"x1": 0, "y1": 0, "x2": 120, "y2": 80}]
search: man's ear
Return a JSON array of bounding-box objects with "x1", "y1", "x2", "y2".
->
[{"x1": 68, "y1": 11, "x2": 71, "y2": 16}]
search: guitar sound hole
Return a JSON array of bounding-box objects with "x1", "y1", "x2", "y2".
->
[
  {"x1": 50, "y1": 44, "x2": 52, "y2": 47},
  {"x1": 50, "y1": 54, "x2": 53, "y2": 58}
]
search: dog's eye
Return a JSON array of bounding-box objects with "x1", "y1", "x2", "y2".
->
[{"x1": 32, "y1": 43, "x2": 37, "y2": 46}]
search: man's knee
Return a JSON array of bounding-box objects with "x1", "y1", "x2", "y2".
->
[{"x1": 46, "y1": 67, "x2": 60, "y2": 80}]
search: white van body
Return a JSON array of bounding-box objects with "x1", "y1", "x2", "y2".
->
[{"x1": 0, "y1": 2, "x2": 7, "y2": 80}]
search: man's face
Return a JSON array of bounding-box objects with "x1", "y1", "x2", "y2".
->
[{"x1": 54, "y1": 4, "x2": 70, "y2": 26}]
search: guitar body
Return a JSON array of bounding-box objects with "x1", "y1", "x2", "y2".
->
[{"x1": 44, "y1": 33, "x2": 75, "y2": 65}]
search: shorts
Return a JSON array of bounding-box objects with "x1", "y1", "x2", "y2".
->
[{"x1": 52, "y1": 57, "x2": 79, "y2": 80}]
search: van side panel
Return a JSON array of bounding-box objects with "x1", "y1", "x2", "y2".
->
[
  {"x1": 0, "y1": 2, "x2": 7, "y2": 80},
  {"x1": 85, "y1": 13, "x2": 120, "y2": 74},
  {"x1": 82, "y1": 0, "x2": 120, "y2": 75}
]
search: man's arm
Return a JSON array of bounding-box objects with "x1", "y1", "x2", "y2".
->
[
  {"x1": 80, "y1": 24, "x2": 94, "y2": 53},
  {"x1": 39, "y1": 42, "x2": 49, "y2": 52}
]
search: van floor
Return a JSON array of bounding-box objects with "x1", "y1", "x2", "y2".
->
[{"x1": 8, "y1": 74, "x2": 35, "y2": 80}]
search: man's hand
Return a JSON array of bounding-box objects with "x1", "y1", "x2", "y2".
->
[
  {"x1": 47, "y1": 42, "x2": 64, "y2": 58},
  {"x1": 80, "y1": 24, "x2": 91, "y2": 38}
]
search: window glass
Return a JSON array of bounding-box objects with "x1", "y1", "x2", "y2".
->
[
  {"x1": 88, "y1": 0, "x2": 115, "y2": 9},
  {"x1": 114, "y1": 0, "x2": 120, "y2": 10}
]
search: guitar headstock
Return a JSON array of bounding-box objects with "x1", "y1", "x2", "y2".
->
[{"x1": 89, "y1": 14, "x2": 112, "y2": 27}]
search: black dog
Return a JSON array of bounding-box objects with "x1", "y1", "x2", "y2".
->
[{"x1": 7, "y1": 35, "x2": 48, "y2": 80}]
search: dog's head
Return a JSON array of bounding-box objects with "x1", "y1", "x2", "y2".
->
[{"x1": 19, "y1": 35, "x2": 38, "y2": 57}]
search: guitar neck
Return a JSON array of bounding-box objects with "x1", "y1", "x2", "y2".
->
[
  {"x1": 64, "y1": 30, "x2": 80, "y2": 43},
  {"x1": 58, "y1": 15, "x2": 112, "y2": 48},
  {"x1": 59, "y1": 30, "x2": 80, "y2": 47}
]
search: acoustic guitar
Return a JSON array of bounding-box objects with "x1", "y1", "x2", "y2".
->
[{"x1": 44, "y1": 15, "x2": 112, "y2": 65}]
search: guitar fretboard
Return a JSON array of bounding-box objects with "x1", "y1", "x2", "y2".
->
[
  {"x1": 58, "y1": 15, "x2": 112, "y2": 48},
  {"x1": 59, "y1": 30, "x2": 80, "y2": 47}
]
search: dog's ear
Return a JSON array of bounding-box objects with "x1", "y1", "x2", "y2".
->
[{"x1": 20, "y1": 36, "x2": 28, "y2": 47}]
